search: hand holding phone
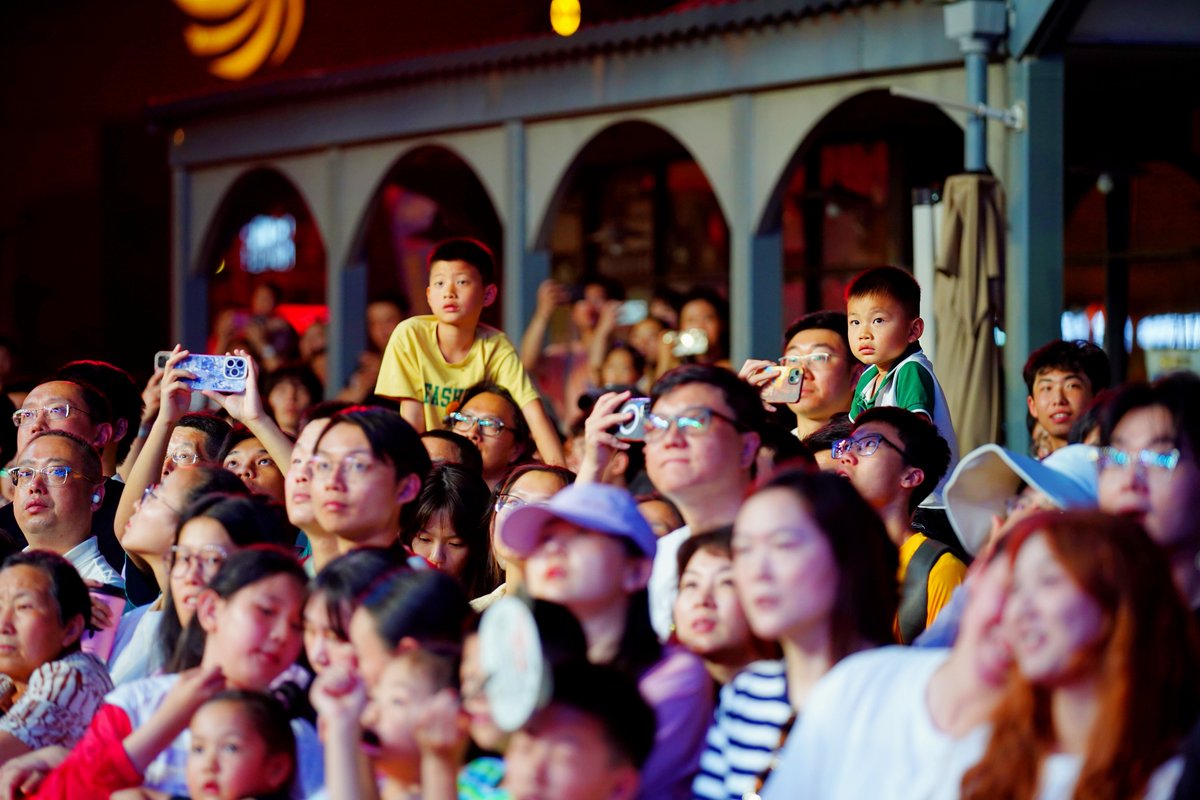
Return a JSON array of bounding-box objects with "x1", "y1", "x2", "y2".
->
[
  {"x1": 154, "y1": 351, "x2": 248, "y2": 394},
  {"x1": 760, "y1": 360, "x2": 804, "y2": 404}
]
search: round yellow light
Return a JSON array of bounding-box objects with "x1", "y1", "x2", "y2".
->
[{"x1": 550, "y1": 0, "x2": 581, "y2": 37}]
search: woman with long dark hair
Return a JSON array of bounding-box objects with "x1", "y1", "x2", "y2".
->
[{"x1": 696, "y1": 468, "x2": 899, "y2": 800}]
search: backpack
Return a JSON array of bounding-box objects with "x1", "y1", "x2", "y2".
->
[{"x1": 897, "y1": 537, "x2": 953, "y2": 645}]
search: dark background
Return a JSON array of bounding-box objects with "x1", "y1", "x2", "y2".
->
[{"x1": 0, "y1": 0, "x2": 677, "y2": 385}]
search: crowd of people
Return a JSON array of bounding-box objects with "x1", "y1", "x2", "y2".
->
[{"x1": 0, "y1": 236, "x2": 1196, "y2": 800}]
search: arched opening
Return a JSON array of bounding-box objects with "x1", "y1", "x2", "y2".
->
[
  {"x1": 350, "y1": 145, "x2": 503, "y2": 327},
  {"x1": 537, "y1": 120, "x2": 729, "y2": 299},
  {"x1": 760, "y1": 89, "x2": 964, "y2": 318},
  {"x1": 198, "y1": 167, "x2": 327, "y2": 361}
]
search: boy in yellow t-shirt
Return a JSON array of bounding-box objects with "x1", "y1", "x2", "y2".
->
[
  {"x1": 831, "y1": 406, "x2": 965, "y2": 643},
  {"x1": 374, "y1": 238, "x2": 565, "y2": 466}
]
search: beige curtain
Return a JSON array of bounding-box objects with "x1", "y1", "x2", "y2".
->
[{"x1": 934, "y1": 174, "x2": 1005, "y2": 452}]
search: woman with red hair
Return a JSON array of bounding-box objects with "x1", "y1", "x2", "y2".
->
[{"x1": 961, "y1": 510, "x2": 1200, "y2": 800}]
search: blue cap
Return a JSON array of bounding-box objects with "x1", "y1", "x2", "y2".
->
[{"x1": 498, "y1": 483, "x2": 657, "y2": 559}]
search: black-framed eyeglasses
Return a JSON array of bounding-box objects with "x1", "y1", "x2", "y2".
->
[
  {"x1": 644, "y1": 406, "x2": 742, "y2": 442},
  {"x1": 11, "y1": 404, "x2": 90, "y2": 428},
  {"x1": 447, "y1": 411, "x2": 509, "y2": 439},
  {"x1": 831, "y1": 433, "x2": 907, "y2": 461},
  {"x1": 6, "y1": 465, "x2": 96, "y2": 488}
]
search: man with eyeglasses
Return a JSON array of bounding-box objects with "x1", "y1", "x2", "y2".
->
[
  {"x1": 446, "y1": 382, "x2": 535, "y2": 490},
  {"x1": 638, "y1": 365, "x2": 765, "y2": 641},
  {"x1": 834, "y1": 406, "x2": 962, "y2": 643},
  {"x1": 739, "y1": 312, "x2": 863, "y2": 440},
  {"x1": 0, "y1": 379, "x2": 144, "y2": 593},
  {"x1": 10, "y1": 430, "x2": 123, "y2": 590}
]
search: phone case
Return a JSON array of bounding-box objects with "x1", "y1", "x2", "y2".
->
[
  {"x1": 156, "y1": 353, "x2": 248, "y2": 393},
  {"x1": 761, "y1": 365, "x2": 803, "y2": 404}
]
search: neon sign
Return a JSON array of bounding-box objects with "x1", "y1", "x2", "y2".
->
[{"x1": 239, "y1": 214, "x2": 296, "y2": 274}]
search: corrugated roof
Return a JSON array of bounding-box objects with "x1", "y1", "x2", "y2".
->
[{"x1": 150, "y1": 0, "x2": 899, "y2": 121}]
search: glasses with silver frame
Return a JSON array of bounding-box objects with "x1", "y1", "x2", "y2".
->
[
  {"x1": 6, "y1": 465, "x2": 96, "y2": 487},
  {"x1": 780, "y1": 353, "x2": 833, "y2": 369},
  {"x1": 1094, "y1": 446, "x2": 1180, "y2": 474},
  {"x1": 12, "y1": 404, "x2": 90, "y2": 428},
  {"x1": 166, "y1": 544, "x2": 230, "y2": 577},
  {"x1": 644, "y1": 407, "x2": 741, "y2": 443}
]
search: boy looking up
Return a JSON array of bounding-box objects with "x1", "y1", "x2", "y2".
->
[
  {"x1": 846, "y1": 266, "x2": 958, "y2": 503},
  {"x1": 375, "y1": 238, "x2": 565, "y2": 466}
]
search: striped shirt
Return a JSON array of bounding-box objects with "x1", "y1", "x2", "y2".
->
[{"x1": 692, "y1": 659, "x2": 793, "y2": 800}]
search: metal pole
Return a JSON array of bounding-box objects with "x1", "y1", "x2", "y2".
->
[{"x1": 965, "y1": 48, "x2": 989, "y2": 172}]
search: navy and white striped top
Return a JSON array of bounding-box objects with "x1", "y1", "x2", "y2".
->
[{"x1": 692, "y1": 659, "x2": 793, "y2": 800}]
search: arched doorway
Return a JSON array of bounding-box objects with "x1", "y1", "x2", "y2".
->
[
  {"x1": 351, "y1": 145, "x2": 503, "y2": 327},
  {"x1": 537, "y1": 120, "x2": 729, "y2": 300},
  {"x1": 760, "y1": 89, "x2": 964, "y2": 319},
  {"x1": 198, "y1": 167, "x2": 327, "y2": 366}
]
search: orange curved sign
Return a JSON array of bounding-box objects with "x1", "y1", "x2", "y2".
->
[{"x1": 174, "y1": 0, "x2": 304, "y2": 81}]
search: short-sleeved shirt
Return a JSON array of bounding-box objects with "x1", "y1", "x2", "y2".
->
[
  {"x1": 0, "y1": 651, "x2": 113, "y2": 751},
  {"x1": 897, "y1": 532, "x2": 968, "y2": 636},
  {"x1": 375, "y1": 315, "x2": 541, "y2": 432},
  {"x1": 693, "y1": 659, "x2": 793, "y2": 800},
  {"x1": 848, "y1": 346, "x2": 958, "y2": 506}
]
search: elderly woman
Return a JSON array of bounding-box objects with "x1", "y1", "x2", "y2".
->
[{"x1": 0, "y1": 550, "x2": 112, "y2": 763}]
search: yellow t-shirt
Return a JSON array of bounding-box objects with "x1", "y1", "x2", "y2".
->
[
  {"x1": 374, "y1": 315, "x2": 540, "y2": 432},
  {"x1": 896, "y1": 532, "x2": 967, "y2": 635}
]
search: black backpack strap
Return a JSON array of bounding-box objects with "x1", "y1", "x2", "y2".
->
[{"x1": 898, "y1": 537, "x2": 952, "y2": 645}]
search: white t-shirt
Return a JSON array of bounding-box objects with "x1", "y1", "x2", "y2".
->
[
  {"x1": 108, "y1": 604, "x2": 165, "y2": 686},
  {"x1": 648, "y1": 525, "x2": 690, "y2": 642},
  {"x1": 762, "y1": 646, "x2": 988, "y2": 800},
  {"x1": 1036, "y1": 753, "x2": 1183, "y2": 800}
]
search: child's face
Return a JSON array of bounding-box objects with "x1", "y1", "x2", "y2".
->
[
  {"x1": 504, "y1": 705, "x2": 638, "y2": 800},
  {"x1": 426, "y1": 259, "x2": 493, "y2": 324},
  {"x1": 411, "y1": 510, "x2": 470, "y2": 579},
  {"x1": 461, "y1": 634, "x2": 507, "y2": 752},
  {"x1": 846, "y1": 293, "x2": 921, "y2": 369},
  {"x1": 201, "y1": 574, "x2": 306, "y2": 691},
  {"x1": 303, "y1": 593, "x2": 357, "y2": 676},
  {"x1": 187, "y1": 701, "x2": 293, "y2": 800},
  {"x1": 360, "y1": 657, "x2": 437, "y2": 768},
  {"x1": 524, "y1": 521, "x2": 648, "y2": 614},
  {"x1": 601, "y1": 348, "x2": 639, "y2": 387}
]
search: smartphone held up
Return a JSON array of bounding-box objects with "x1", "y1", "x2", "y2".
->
[{"x1": 154, "y1": 351, "x2": 249, "y2": 394}]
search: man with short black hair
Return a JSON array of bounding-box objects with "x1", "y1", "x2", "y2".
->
[
  {"x1": 55, "y1": 361, "x2": 143, "y2": 480},
  {"x1": 644, "y1": 365, "x2": 763, "y2": 641},
  {"x1": 1023, "y1": 339, "x2": 1110, "y2": 456},
  {"x1": 835, "y1": 406, "x2": 963, "y2": 642},
  {"x1": 740, "y1": 311, "x2": 862, "y2": 441},
  {"x1": 0, "y1": 378, "x2": 131, "y2": 587}
]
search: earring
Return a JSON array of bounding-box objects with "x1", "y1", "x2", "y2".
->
[{"x1": 91, "y1": 493, "x2": 101, "y2": 504}]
